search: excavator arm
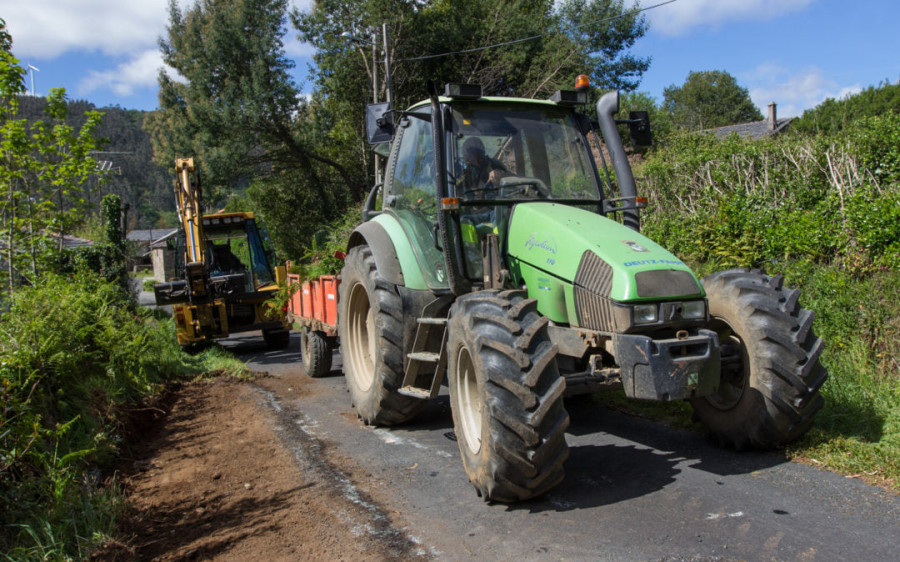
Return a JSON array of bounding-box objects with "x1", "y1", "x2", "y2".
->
[
  {"x1": 173, "y1": 158, "x2": 211, "y2": 300},
  {"x1": 174, "y1": 157, "x2": 206, "y2": 266}
]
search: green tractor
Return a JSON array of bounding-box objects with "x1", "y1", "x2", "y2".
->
[{"x1": 338, "y1": 81, "x2": 826, "y2": 502}]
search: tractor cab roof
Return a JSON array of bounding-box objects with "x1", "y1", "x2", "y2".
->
[{"x1": 407, "y1": 95, "x2": 575, "y2": 113}]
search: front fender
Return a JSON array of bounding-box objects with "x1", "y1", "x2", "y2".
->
[{"x1": 347, "y1": 216, "x2": 428, "y2": 290}]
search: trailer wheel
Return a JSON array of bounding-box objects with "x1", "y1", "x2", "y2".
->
[
  {"x1": 691, "y1": 269, "x2": 827, "y2": 449},
  {"x1": 263, "y1": 328, "x2": 290, "y2": 350},
  {"x1": 339, "y1": 245, "x2": 425, "y2": 425},
  {"x1": 448, "y1": 290, "x2": 569, "y2": 502},
  {"x1": 300, "y1": 327, "x2": 332, "y2": 377}
]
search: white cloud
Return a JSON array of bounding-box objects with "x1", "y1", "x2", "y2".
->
[
  {"x1": 3, "y1": 0, "x2": 313, "y2": 103},
  {"x1": 641, "y1": 0, "x2": 816, "y2": 36},
  {"x1": 284, "y1": 0, "x2": 315, "y2": 58},
  {"x1": 3, "y1": 1, "x2": 173, "y2": 58},
  {"x1": 78, "y1": 49, "x2": 165, "y2": 97},
  {"x1": 284, "y1": 36, "x2": 315, "y2": 59},
  {"x1": 744, "y1": 64, "x2": 862, "y2": 118},
  {"x1": 287, "y1": 0, "x2": 313, "y2": 12},
  {"x1": 5, "y1": 0, "x2": 316, "y2": 59}
]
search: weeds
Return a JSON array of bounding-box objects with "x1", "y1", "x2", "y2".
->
[{"x1": 0, "y1": 270, "x2": 242, "y2": 558}]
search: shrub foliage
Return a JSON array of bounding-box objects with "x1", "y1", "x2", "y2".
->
[
  {"x1": 0, "y1": 271, "x2": 206, "y2": 557},
  {"x1": 638, "y1": 113, "x2": 900, "y2": 276}
]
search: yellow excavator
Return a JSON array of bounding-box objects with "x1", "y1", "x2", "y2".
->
[{"x1": 153, "y1": 157, "x2": 289, "y2": 348}]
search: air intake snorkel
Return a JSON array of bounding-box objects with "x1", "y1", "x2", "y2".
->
[{"x1": 596, "y1": 91, "x2": 640, "y2": 232}]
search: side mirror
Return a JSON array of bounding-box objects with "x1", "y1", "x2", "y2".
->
[
  {"x1": 366, "y1": 102, "x2": 394, "y2": 144},
  {"x1": 628, "y1": 111, "x2": 652, "y2": 146}
]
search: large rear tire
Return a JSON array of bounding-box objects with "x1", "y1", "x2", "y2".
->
[
  {"x1": 691, "y1": 269, "x2": 827, "y2": 449},
  {"x1": 339, "y1": 245, "x2": 425, "y2": 425},
  {"x1": 300, "y1": 327, "x2": 332, "y2": 378},
  {"x1": 447, "y1": 290, "x2": 569, "y2": 502}
]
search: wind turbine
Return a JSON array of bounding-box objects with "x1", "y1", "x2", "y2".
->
[{"x1": 27, "y1": 64, "x2": 39, "y2": 96}]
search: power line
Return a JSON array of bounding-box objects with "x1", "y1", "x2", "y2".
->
[{"x1": 390, "y1": 0, "x2": 678, "y2": 63}]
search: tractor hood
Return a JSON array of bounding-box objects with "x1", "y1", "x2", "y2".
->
[{"x1": 506, "y1": 203, "x2": 703, "y2": 303}]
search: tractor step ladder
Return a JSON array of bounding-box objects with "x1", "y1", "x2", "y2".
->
[{"x1": 398, "y1": 317, "x2": 448, "y2": 399}]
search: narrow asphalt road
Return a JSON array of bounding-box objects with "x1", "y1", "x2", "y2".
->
[{"x1": 220, "y1": 331, "x2": 898, "y2": 561}]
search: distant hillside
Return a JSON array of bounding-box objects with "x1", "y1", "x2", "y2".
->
[
  {"x1": 16, "y1": 96, "x2": 174, "y2": 229},
  {"x1": 793, "y1": 81, "x2": 900, "y2": 135}
]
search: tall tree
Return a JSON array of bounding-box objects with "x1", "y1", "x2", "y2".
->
[
  {"x1": 294, "y1": 0, "x2": 649, "y2": 109},
  {"x1": 147, "y1": 0, "x2": 361, "y2": 197},
  {"x1": 147, "y1": 0, "x2": 364, "y2": 256},
  {"x1": 0, "y1": 19, "x2": 104, "y2": 294},
  {"x1": 663, "y1": 70, "x2": 763, "y2": 131}
]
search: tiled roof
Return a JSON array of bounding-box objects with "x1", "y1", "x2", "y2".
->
[{"x1": 710, "y1": 117, "x2": 793, "y2": 140}]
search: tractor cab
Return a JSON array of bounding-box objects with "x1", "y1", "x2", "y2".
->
[{"x1": 370, "y1": 83, "x2": 617, "y2": 292}]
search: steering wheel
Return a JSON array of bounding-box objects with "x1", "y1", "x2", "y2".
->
[{"x1": 497, "y1": 176, "x2": 551, "y2": 198}]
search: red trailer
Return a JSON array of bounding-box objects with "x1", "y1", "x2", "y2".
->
[{"x1": 286, "y1": 272, "x2": 340, "y2": 377}]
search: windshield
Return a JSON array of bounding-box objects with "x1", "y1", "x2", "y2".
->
[
  {"x1": 449, "y1": 103, "x2": 600, "y2": 202},
  {"x1": 205, "y1": 220, "x2": 274, "y2": 290}
]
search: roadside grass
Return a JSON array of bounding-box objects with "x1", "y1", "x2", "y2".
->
[
  {"x1": 790, "y1": 339, "x2": 900, "y2": 489},
  {"x1": 0, "y1": 271, "x2": 248, "y2": 559},
  {"x1": 783, "y1": 266, "x2": 900, "y2": 491},
  {"x1": 189, "y1": 344, "x2": 252, "y2": 380}
]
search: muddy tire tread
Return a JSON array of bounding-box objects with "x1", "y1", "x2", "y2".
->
[
  {"x1": 692, "y1": 268, "x2": 827, "y2": 449},
  {"x1": 448, "y1": 290, "x2": 569, "y2": 502}
]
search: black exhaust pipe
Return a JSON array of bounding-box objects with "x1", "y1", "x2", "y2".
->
[{"x1": 596, "y1": 91, "x2": 640, "y2": 232}]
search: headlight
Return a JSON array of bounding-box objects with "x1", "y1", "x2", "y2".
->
[
  {"x1": 633, "y1": 303, "x2": 658, "y2": 324},
  {"x1": 682, "y1": 300, "x2": 706, "y2": 320}
]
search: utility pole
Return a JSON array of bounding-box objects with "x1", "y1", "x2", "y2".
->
[
  {"x1": 382, "y1": 24, "x2": 393, "y2": 110},
  {"x1": 372, "y1": 31, "x2": 378, "y2": 104}
]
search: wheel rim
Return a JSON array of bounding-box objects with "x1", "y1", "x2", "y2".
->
[
  {"x1": 346, "y1": 282, "x2": 375, "y2": 392},
  {"x1": 707, "y1": 317, "x2": 749, "y2": 410},
  {"x1": 300, "y1": 329, "x2": 309, "y2": 363},
  {"x1": 454, "y1": 345, "x2": 482, "y2": 455}
]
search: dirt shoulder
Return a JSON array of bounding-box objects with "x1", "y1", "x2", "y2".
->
[{"x1": 109, "y1": 376, "x2": 422, "y2": 561}]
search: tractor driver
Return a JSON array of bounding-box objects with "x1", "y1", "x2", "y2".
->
[
  {"x1": 457, "y1": 137, "x2": 507, "y2": 279},
  {"x1": 459, "y1": 137, "x2": 507, "y2": 198}
]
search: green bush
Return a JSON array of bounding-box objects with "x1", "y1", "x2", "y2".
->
[
  {"x1": 0, "y1": 270, "x2": 232, "y2": 558},
  {"x1": 637, "y1": 119, "x2": 900, "y2": 276},
  {"x1": 288, "y1": 202, "x2": 362, "y2": 280},
  {"x1": 793, "y1": 82, "x2": 900, "y2": 135}
]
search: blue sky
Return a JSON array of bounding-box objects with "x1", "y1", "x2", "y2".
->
[{"x1": 3, "y1": 0, "x2": 899, "y2": 118}]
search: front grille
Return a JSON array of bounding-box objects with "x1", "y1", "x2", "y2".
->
[
  {"x1": 574, "y1": 251, "x2": 617, "y2": 331},
  {"x1": 574, "y1": 285, "x2": 616, "y2": 331},
  {"x1": 634, "y1": 269, "x2": 701, "y2": 298},
  {"x1": 574, "y1": 251, "x2": 613, "y2": 295}
]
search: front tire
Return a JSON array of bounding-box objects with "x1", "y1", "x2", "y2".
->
[
  {"x1": 691, "y1": 269, "x2": 827, "y2": 449},
  {"x1": 447, "y1": 290, "x2": 569, "y2": 502},
  {"x1": 338, "y1": 245, "x2": 425, "y2": 425}
]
